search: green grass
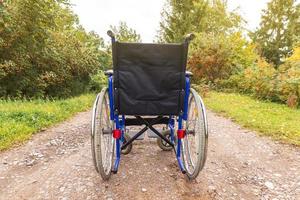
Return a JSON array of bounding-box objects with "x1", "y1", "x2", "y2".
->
[
  {"x1": 0, "y1": 94, "x2": 95, "y2": 151},
  {"x1": 204, "y1": 91, "x2": 300, "y2": 145}
]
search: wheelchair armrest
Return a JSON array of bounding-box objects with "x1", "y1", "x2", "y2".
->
[
  {"x1": 104, "y1": 69, "x2": 113, "y2": 76},
  {"x1": 186, "y1": 71, "x2": 193, "y2": 77}
]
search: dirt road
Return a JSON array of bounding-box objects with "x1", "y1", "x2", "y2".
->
[{"x1": 0, "y1": 110, "x2": 299, "y2": 200}]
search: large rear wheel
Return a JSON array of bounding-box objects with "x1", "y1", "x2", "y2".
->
[
  {"x1": 91, "y1": 87, "x2": 114, "y2": 180},
  {"x1": 181, "y1": 88, "x2": 208, "y2": 180}
]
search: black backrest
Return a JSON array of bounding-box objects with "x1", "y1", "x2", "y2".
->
[{"x1": 112, "y1": 42, "x2": 188, "y2": 115}]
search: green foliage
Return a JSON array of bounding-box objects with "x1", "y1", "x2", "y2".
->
[
  {"x1": 110, "y1": 21, "x2": 142, "y2": 42},
  {"x1": 204, "y1": 91, "x2": 300, "y2": 145},
  {"x1": 158, "y1": 0, "x2": 242, "y2": 42},
  {"x1": 188, "y1": 32, "x2": 257, "y2": 83},
  {"x1": 0, "y1": 93, "x2": 95, "y2": 150},
  {"x1": 252, "y1": 0, "x2": 300, "y2": 66},
  {"x1": 225, "y1": 58, "x2": 278, "y2": 100},
  {"x1": 158, "y1": 0, "x2": 254, "y2": 89},
  {"x1": 224, "y1": 51, "x2": 300, "y2": 107},
  {"x1": 157, "y1": 0, "x2": 300, "y2": 109},
  {"x1": 0, "y1": 0, "x2": 108, "y2": 98},
  {"x1": 276, "y1": 50, "x2": 300, "y2": 106},
  {"x1": 88, "y1": 70, "x2": 107, "y2": 92},
  {"x1": 158, "y1": 0, "x2": 207, "y2": 42}
]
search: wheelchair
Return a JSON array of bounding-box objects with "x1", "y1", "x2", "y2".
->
[{"x1": 91, "y1": 30, "x2": 208, "y2": 180}]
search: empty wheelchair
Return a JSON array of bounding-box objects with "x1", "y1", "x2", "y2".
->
[{"x1": 91, "y1": 30, "x2": 208, "y2": 180}]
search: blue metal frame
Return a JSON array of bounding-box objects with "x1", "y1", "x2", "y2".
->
[
  {"x1": 175, "y1": 75, "x2": 191, "y2": 173},
  {"x1": 108, "y1": 76, "x2": 114, "y2": 121},
  {"x1": 108, "y1": 73, "x2": 191, "y2": 173},
  {"x1": 176, "y1": 115, "x2": 185, "y2": 172},
  {"x1": 108, "y1": 75, "x2": 123, "y2": 172},
  {"x1": 168, "y1": 117, "x2": 175, "y2": 143},
  {"x1": 183, "y1": 76, "x2": 190, "y2": 120},
  {"x1": 121, "y1": 115, "x2": 125, "y2": 143}
]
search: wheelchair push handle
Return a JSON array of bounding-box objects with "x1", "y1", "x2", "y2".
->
[
  {"x1": 184, "y1": 33, "x2": 195, "y2": 43},
  {"x1": 107, "y1": 30, "x2": 115, "y2": 40}
]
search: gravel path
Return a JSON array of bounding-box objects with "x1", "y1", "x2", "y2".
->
[{"x1": 0, "y1": 110, "x2": 299, "y2": 200}]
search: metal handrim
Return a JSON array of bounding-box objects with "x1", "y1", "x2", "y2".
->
[
  {"x1": 91, "y1": 88, "x2": 114, "y2": 179},
  {"x1": 182, "y1": 88, "x2": 208, "y2": 179}
]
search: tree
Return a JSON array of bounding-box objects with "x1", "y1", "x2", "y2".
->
[
  {"x1": 110, "y1": 21, "x2": 141, "y2": 42},
  {"x1": 157, "y1": 0, "x2": 242, "y2": 43},
  {"x1": 158, "y1": 0, "x2": 208, "y2": 42},
  {"x1": 0, "y1": 0, "x2": 107, "y2": 98},
  {"x1": 252, "y1": 0, "x2": 300, "y2": 67}
]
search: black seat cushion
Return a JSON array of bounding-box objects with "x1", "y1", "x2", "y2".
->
[{"x1": 113, "y1": 42, "x2": 188, "y2": 115}]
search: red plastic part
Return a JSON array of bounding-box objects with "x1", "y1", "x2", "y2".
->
[
  {"x1": 113, "y1": 129, "x2": 121, "y2": 139},
  {"x1": 177, "y1": 129, "x2": 186, "y2": 139}
]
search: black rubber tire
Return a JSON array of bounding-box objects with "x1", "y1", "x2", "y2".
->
[
  {"x1": 181, "y1": 88, "x2": 208, "y2": 180},
  {"x1": 121, "y1": 133, "x2": 133, "y2": 155},
  {"x1": 157, "y1": 130, "x2": 174, "y2": 151},
  {"x1": 91, "y1": 87, "x2": 114, "y2": 181}
]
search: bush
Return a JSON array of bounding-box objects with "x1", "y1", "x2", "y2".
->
[
  {"x1": 223, "y1": 47, "x2": 300, "y2": 107},
  {"x1": 225, "y1": 58, "x2": 277, "y2": 100},
  {"x1": 276, "y1": 56, "x2": 300, "y2": 107},
  {"x1": 88, "y1": 70, "x2": 108, "y2": 92},
  {"x1": 188, "y1": 32, "x2": 256, "y2": 84},
  {"x1": 0, "y1": 0, "x2": 108, "y2": 98}
]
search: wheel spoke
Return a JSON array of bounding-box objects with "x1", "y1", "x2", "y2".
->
[
  {"x1": 181, "y1": 89, "x2": 208, "y2": 179},
  {"x1": 91, "y1": 88, "x2": 114, "y2": 180}
]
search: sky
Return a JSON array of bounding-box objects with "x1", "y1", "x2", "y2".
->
[{"x1": 70, "y1": 0, "x2": 271, "y2": 42}]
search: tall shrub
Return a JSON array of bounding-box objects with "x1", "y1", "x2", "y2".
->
[
  {"x1": 188, "y1": 32, "x2": 256, "y2": 84},
  {"x1": 276, "y1": 47, "x2": 300, "y2": 107},
  {"x1": 0, "y1": 0, "x2": 107, "y2": 98}
]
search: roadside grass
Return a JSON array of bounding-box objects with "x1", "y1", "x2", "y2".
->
[
  {"x1": 203, "y1": 91, "x2": 300, "y2": 146},
  {"x1": 0, "y1": 94, "x2": 95, "y2": 151}
]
